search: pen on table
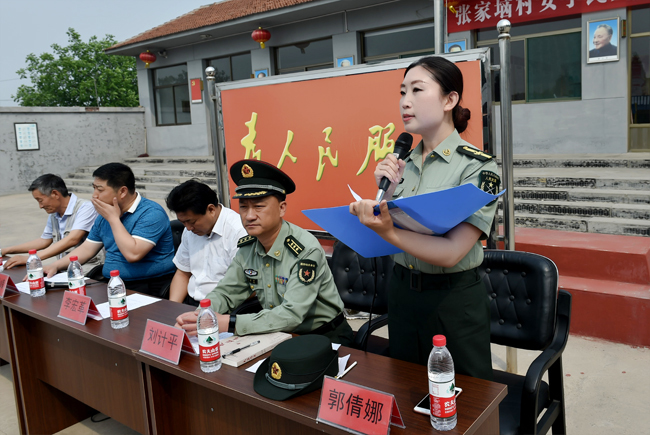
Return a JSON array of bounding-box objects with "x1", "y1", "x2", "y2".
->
[
  {"x1": 222, "y1": 340, "x2": 261, "y2": 357},
  {"x1": 335, "y1": 361, "x2": 357, "y2": 379}
]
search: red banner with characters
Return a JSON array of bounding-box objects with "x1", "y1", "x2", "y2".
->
[
  {"x1": 220, "y1": 61, "x2": 483, "y2": 230},
  {"x1": 447, "y1": 0, "x2": 647, "y2": 33}
]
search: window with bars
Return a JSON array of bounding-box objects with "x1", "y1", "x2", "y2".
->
[
  {"x1": 154, "y1": 64, "x2": 191, "y2": 126},
  {"x1": 362, "y1": 22, "x2": 435, "y2": 63},
  {"x1": 208, "y1": 53, "x2": 252, "y2": 83},
  {"x1": 276, "y1": 38, "x2": 333, "y2": 74},
  {"x1": 477, "y1": 17, "x2": 582, "y2": 103}
]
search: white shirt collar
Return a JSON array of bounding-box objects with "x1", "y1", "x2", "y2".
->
[
  {"x1": 208, "y1": 204, "x2": 225, "y2": 239},
  {"x1": 59, "y1": 193, "x2": 78, "y2": 218},
  {"x1": 125, "y1": 192, "x2": 142, "y2": 214}
]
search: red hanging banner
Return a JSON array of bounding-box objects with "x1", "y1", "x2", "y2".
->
[
  {"x1": 447, "y1": 0, "x2": 646, "y2": 33},
  {"x1": 190, "y1": 78, "x2": 203, "y2": 103}
]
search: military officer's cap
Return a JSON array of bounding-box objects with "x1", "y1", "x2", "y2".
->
[
  {"x1": 230, "y1": 159, "x2": 296, "y2": 199},
  {"x1": 254, "y1": 335, "x2": 338, "y2": 401}
]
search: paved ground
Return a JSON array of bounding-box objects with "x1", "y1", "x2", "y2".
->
[{"x1": 1, "y1": 191, "x2": 649, "y2": 434}]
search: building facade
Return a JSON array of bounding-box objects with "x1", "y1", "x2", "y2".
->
[{"x1": 106, "y1": 0, "x2": 650, "y2": 156}]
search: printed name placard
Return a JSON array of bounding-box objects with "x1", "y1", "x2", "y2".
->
[
  {"x1": 140, "y1": 319, "x2": 197, "y2": 365},
  {"x1": 57, "y1": 291, "x2": 102, "y2": 325},
  {"x1": 317, "y1": 376, "x2": 405, "y2": 435},
  {"x1": 0, "y1": 274, "x2": 19, "y2": 298}
]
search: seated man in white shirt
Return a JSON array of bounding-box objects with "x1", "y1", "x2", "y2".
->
[
  {"x1": 2, "y1": 174, "x2": 103, "y2": 272},
  {"x1": 166, "y1": 180, "x2": 247, "y2": 306}
]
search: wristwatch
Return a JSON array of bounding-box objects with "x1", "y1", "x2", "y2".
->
[{"x1": 228, "y1": 314, "x2": 237, "y2": 334}]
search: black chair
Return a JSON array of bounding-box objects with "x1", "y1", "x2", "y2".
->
[
  {"x1": 479, "y1": 249, "x2": 571, "y2": 435},
  {"x1": 159, "y1": 219, "x2": 186, "y2": 300},
  {"x1": 170, "y1": 219, "x2": 184, "y2": 252},
  {"x1": 329, "y1": 242, "x2": 393, "y2": 354}
]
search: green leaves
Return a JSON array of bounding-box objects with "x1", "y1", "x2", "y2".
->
[{"x1": 13, "y1": 28, "x2": 138, "y2": 107}]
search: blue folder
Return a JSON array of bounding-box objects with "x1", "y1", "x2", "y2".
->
[{"x1": 302, "y1": 183, "x2": 504, "y2": 258}]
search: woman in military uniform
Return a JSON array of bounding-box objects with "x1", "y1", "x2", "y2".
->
[{"x1": 350, "y1": 56, "x2": 499, "y2": 380}]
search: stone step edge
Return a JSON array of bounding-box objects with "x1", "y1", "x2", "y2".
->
[
  {"x1": 559, "y1": 275, "x2": 650, "y2": 347},
  {"x1": 507, "y1": 199, "x2": 650, "y2": 211},
  {"x1": 499, "y1": 214, "x2": 650, "y2": 237},
  {"x1": 510, "y1": 227, "x2": 650, "y2": 285}
]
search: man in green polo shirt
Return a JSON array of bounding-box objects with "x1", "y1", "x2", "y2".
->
[{"x1": 175, "y1": 160, "x2": 353, "y2": 345}]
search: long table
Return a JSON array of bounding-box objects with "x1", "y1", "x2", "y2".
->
[{"x1": 0, "y1": 267, "x2": 506, "y2": 434}]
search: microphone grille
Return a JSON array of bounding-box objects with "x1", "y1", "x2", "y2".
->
[{"x1": 395, "y1": 133, "x2": 413, "y2": 153}]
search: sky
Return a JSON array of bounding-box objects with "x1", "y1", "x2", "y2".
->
[{"x1": 0, "y1": 0, "x2": 217, "y2": 106}]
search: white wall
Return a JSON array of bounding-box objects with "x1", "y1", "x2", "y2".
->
[{"x1": 0, "y1": 107, "x2": 144, "y2": 196}]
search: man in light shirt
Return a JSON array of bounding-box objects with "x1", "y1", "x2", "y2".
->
[
  {"x1": 2, "y1": 174, "x2": 103, "y2": 272},
  {"x1": 165, "y1": 180, "x2": 247, "y2": 306}
]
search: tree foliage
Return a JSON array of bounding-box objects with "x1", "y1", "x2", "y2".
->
[{"x1": 13, "y1": 28, "x2": 138, "y2": 107}]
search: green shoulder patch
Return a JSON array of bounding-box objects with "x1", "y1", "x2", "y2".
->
[
  {"x1": 237, "y1": 235, "x2": 257, "y2": 247},
  {"x1": 297, "y1": 260, "x2": 317, "y2": 285},
  {"x1": 284, "y1": 236, "x2": 304, "y2": 257},
  {"x1": 479, "y1": 171, "x2": 501, "y2": 205},
  {"x1": 457, "y1": 146, "x2": 493, "y2": 162}
]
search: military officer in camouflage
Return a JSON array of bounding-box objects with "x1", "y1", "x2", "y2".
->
[{"x1": 175, "y1": 160, "x2": 353, "y2": 346}]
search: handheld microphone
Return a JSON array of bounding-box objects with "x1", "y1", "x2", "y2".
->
[{"x1": 375, "y1": 132, "x2": 413, "y2": 202}]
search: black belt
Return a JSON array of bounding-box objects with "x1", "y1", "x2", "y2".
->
[
  {"x1": 310, "y1": 312, "x2": 345, "y2": 335},
  {"x1": 395, "y1": 264, "x2": 479, "y2": 292}
]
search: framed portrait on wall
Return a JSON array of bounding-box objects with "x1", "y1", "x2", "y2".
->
[
  {"x1": 14, "y1": 123, "x2": 40, "y2": 151},
  {"x1": 254, "y1": 69, "x2": 269, "y2": 78},
  {"x1": 336, "y1": 56, "x2": 354, "y2": 68},
  {"x1": 445, "y1": 40, "x2": 466, "y2": 53},
  {"x1": 587, "y1": 17, "x2": 620, "y2": 64}
]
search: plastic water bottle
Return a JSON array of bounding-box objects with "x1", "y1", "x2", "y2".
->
[
  {"x1": 428, "y1": 334, "x2": 457, "y2": 431},
  {"x1": 67, "y1": 256, "x2": 86, "y2": 295},
  {"x1": 107, "y1": 270, "x2": 129, "y2": 329},
  {"x1": 26, "y1": 249, "x2": 46, "y2": 297},
  {"x1": 197, "y1": 299, "x2": 221, "y2": 372}
]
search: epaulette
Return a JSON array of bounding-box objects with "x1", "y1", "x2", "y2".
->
[
  {"x1": 284, "y1": 235, "x2": 304, "y2": 257},
  {"x1": 237, "y1": 235, "x2": 257, "y2": 247},
  {"x1": 456, "y1": 145, "x2": 494, "y2": 162}
]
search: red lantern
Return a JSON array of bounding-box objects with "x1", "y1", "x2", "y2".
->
[
  {"x1": 252, "y1": 27, "x2": 271, "y2": 49},
  {"x1": 139, "y1": 50, "x2": 157, "y2": 68}
]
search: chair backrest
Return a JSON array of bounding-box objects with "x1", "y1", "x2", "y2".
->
[
  {"x1": 330, "y1": 242, "x2": 393, "y2": 315},
  {"x1": 479, "y1": 249, "x2": 559, "y2": 351},
  {"x1": 170, "y1": 219, "x2": 185, "y2": 254}
]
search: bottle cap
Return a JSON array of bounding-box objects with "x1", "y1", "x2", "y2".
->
[
  {"x1": 70, "y1": 256, "x2": 78, "y2": 262},
  {"x1": 200, "y1": 299, "x2": 211, "y2": 308},
  {"x1": 432, "y1": 335, "x2": 446, "y2": 347},
  {"x1": 28, "y1": 249, "x2": 37, "y2": 255},
  {"x1": 110, "y1": 270, "x2": 120, "y2": 277}
]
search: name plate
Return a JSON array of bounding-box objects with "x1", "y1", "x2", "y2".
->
[
  {"x1": 0, "y1": 273, "x2": 20, "y2": 298},
  {"x1": 140, "y1": 319, "x2": 197, "y2": 365},
  {"x1": 317, "y1": 376, "x2": 405, "y2": 435},
  {"x1": 57, "y1": 291, "x2": 102, "y2": 325}
]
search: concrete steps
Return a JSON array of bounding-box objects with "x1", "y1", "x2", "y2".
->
[
  {"x1": 65, "y1": 157, "x2": 219, "y2": 200},
  {"x1": 494, "y1": 154, "x2": 650, "y2": 237},
  {"x1": 513, "y1": 187, "x2": 650, "y2": 205},
  {"x1": 511, "y1": 228, "x2": 650, "y2": 346}
]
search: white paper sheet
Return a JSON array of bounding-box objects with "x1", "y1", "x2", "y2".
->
[
  {"x1": 15, "y1": 282, "x2": 31, "y2": 294},
  {"x1": 338, "y1": 354, "x2": 351, "y2": 377},
  {"x1": 44, "y1": 272, "x2": 89, "y2": 284},
  {"x1": 95, "y1": 294, "x2": 161, "y2": 319},
  {"x1": 245, "y1": 345, "x2": 350, "y2": 376}
]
